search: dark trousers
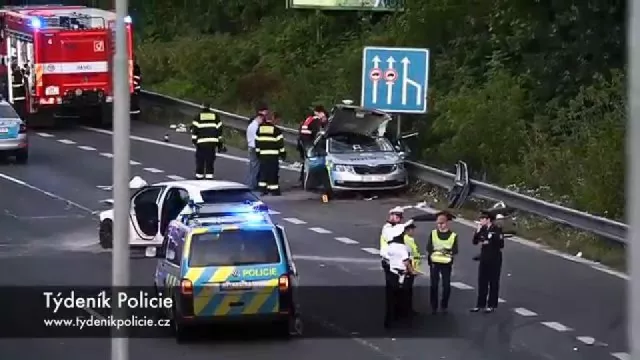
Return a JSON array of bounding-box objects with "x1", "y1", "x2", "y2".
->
[
  {"x1": 384, "y1": 271, "x2": 406, "y2": 326},
  {"x1": 296, "y1": 142, "x2": 306, "y2": 183},
  {"x1": 476, "y1": 255, "x2": 502, "y2": 308},
  {"x1": 12, "y1": 100, "x2": 25, "y2": 120},
  {"x1": 404, "y1": 275, "x2": 415, "y2": 312},
  {"x1": 195, "y1": 143, "x2": 216, "y2": 179},
  {"x1": 430, "y1": 263, "x2": 452, "y2": 310},
  {"x1": 130, "y1": 93, "x2": 141, "y2": 118},
  {"x1": 258, "y1": 156, "x2": 280, "y2": 194}
]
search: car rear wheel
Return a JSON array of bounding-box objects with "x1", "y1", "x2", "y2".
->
[
  {"x1": 14, "y1": 149, "x2": 28, "y2": 164},
  {"x1": 99, "y1": 220, "x2": 113, "y2": 249},
  {"x1": 172, "y1": 302, "x2": 192, "y2": 343}
]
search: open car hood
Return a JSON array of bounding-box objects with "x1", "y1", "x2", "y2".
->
[{"x1": 324, "y1": 105, "x2": 392, "y2": 137}]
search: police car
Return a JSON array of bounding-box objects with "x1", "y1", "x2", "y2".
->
[
  {"x1": 0, "y1": 99, "x2": 28, "y2": 164},
  {"x1": 98, "y1": 178, "x2": 270, "y2": 249},
  {"x1": 149, "y1": 202, "x2": 301, "y2": 341}
]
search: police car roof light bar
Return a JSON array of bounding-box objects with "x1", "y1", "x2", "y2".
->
[{"x1": 30, "y1": 17, "x2": 42, "y2": 29}]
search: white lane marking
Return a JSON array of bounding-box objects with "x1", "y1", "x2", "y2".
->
[
  {"x1": 361, "y1": 247, "x2": 379, "y2": 255},
  {"x1": 576, "y1": 336, "x2": 596, "y2": 345},
  {"x1": 143, "y1": 167, "x2": 164, "y2": 173},
  {"x1": 57, "y1": 139, "x2": 76, "y2": 144},
  {"x1": 83, "y1": 126, "x2": 629, "y2": 281},
  {"x1": 283, "y1": 217, "x2": 306, "y2": 225},
  {"x1": 451, "y1": 282, "x2": 474, "y2": 290},
  {"x1": 0, "y1": 172, "x2": 93, "y2": 214},
  {"x1": 513, "y1": 307, "x2": 537, "y2": 317},
  {"x1": 129, "y1": 160, "x2": 141, "y2": 165},
  {"x1": 293, "y1": 255, "x2": 380, "y2": 264},
  {"x1": 99, "y1": 152, "x2": 113, "y2": 158},
  {"x1": 82, "y1": 126, "x2": 300, "y2": 171},
  {"x1": 166, "y1": 175, "x2": 185, "y2": 181},
  {"x1": 611, "y1": 352, "x2": 629, "y2": 360},
  {"x1": 268, "y1": 210, "x2": 281, "y2": 215},
  {"x1": 309, "y1": 227, "x2": 331, "y2": 234},
  {"x1": 541, "y1": 321, "x2": 572, "y2": 332},
  {"x1": 37, "y1": 132, "x2": 54, "y2": 137},
  {"x1": 335, "y1": 237, "x2": 358, "y2": 244},
  {"x1": 77, "y1": 145, "x2": 96, "y2": 151},
  {"x1": 498, "y1": 298, "x2": 506, "y2": 303}
]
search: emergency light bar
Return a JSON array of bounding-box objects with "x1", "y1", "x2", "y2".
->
[
  {"x1": 124, "y1": 16, "x2": 132, "y2": 23},
  {"x1": 30, "y1": 17, "x2": 42, "y2": 29},
  {"x1": 183, "y1": 200, "x2": 271, "y2": 226}
]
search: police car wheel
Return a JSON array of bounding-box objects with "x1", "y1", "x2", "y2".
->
[{"x1": 99, "y1": 220, "x2": 113, "y2": 249}]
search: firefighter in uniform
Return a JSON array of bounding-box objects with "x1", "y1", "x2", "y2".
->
[
  {"x1": 256, "y1": 115, "x2": 286, "y2": 195},
  {"x1": 471, "y1": 210, "x2": 505, "y2": 313},
  {"x1": 297, "y1": 106, "x2": 327, "y2": 185},
  {"x1": 10, "y1": 61, "x2": 27, "y2": 120},
  {"x1": 191, "y1": 104, "x2": 224, "y2": 179},
  {"x1": 426, "y1": 211, "x2": 458, "y2": 314},
  {"x1": 130, "y1": 61, "x2": 141, "y2": 118}
]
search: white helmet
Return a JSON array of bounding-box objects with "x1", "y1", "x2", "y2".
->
[{"x1": 388, "y1": 206, "x2": 404, "y2": 215}]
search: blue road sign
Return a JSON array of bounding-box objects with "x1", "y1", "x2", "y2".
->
[{"x1": 361, "y1": 46, "x2": 430, "y2": 113}]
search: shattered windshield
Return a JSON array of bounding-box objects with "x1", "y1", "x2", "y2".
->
[{"x1": 328, "y1": 133, "x2": 394, "y2": 153}]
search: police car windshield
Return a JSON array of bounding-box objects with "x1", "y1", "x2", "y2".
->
[
  {"x1": 0, "y1": 105, "x2": 19, "y2": 119},
  {"x1": 328, "y1": 133, "x2": 394, "y2": 153},
  {"x1": 189, "y1": 229, "x2": 281, "y2": 267},
  {"x1": 199, "y1": 189, "x2": 259, "y2": 203}
]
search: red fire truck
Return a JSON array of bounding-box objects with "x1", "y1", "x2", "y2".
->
[{"x1": 0, "y1": 5, "x2": 134, "y2": 127}]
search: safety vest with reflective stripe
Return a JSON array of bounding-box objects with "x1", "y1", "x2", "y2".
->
[
  {"x1": 255, "y1": 123, "x2": 286, "y2": 157},
  {"x1": 191, "y1": 111, "x2": 221, "y2": 144},
  {"x1": 133, "y1": 64, "x2": 141, "y2": 92},
  {"x1": 404, "y1": 234, "x2": 421, "y2": 268},
  {"x1": 11, "y1": 72, "x2": 25, "y2": 101},
  {"x1": 430, "y1": 230, "x2": 456, "y2": 264}
]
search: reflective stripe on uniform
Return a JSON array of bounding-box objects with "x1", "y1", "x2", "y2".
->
[
  {"x1": 257, "y1": 149, "x2": 279, "y2": 155},
  {"x1": 196, "y1": 138, "x2": 220, "y2": 143},
  {"x1": 192, "y1": 121, "x2": 221, "y2": 128},
  {"x1": 199, "y1": 113, "x2": 217, "y2": 121},
  {"x1": 430, "y1": 230, "x2": 456, "y2": 264},
  {"x1": 256, "y1": 135, "x2": 283, "y2": 142}
]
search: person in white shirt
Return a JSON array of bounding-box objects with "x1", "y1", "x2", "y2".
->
[
  {"x1": 381, "y1": 219, "x2": 419, "y2": 328},
  {"x1": 246, "y1": 104, "x2": 266, "y2": 190},
  {"x1": 379, "y1": 206, "x2": 406, "y2": 274}
]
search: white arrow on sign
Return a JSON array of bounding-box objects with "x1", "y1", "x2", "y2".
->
[
  {"x1": 386, "y1": 56, "x2": 395, "y2": 105},
  {"x1": 401, "y1": 57, "x2": 422, "y2": 106},
  {"x1": 371, "y1": 55, "x2": 381, "y2": 104}
]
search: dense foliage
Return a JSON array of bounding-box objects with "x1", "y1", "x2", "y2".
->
[{"x1": 131, "y1": 0, "x2": 626, "y2": 219}]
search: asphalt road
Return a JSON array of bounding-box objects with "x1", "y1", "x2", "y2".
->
[{"x1": 0, "y1": 121, "x2": 628, "y2": 360}]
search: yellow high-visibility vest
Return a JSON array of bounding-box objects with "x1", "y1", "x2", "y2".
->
[
  {"x1": 404, "y1": 234, "x2": 421, "y2": 268},
  {"x1": 430, "y1": 230, "x2": 456, "y2": 264}
]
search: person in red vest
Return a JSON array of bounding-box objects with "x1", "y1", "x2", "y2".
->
[{"x1": 296, "y1": 105, "x2": 327, "y2": 185}]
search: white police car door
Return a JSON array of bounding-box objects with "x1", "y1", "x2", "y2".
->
[{"x1": 130, "y1": 185, "x2": 165, "y2": 242}]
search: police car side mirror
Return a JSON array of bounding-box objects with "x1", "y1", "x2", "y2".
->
[{"x1": 165, "y1": 249, "x2": 176, "y2": 261}]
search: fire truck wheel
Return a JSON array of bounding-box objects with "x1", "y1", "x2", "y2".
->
[{"x1": 14, "y1": 149, "x2": 28, "y2": 164}]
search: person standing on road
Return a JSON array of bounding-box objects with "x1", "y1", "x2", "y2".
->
[
  {"x1": 426, "y1": 211, "x2": 458, "y2": 314},
  {"x1": 10, "y1": 61, "x2": 27, "y2": 120},
  {"x1": 470, "y1": 210, "x2": 504, "y2": 313},
  {"x1": 255, "y1": 113, "x2": 286, "y2": 195},
  {"x1": 297, "y1": 106, "x2": 327, "y2": 185},
  {"x1": 130, "y1": 61, "x2": 142, "y2": 119},
  {"x1": 402, "y1": 222, "x2": 421, "y2": 316},
  {"x1": 191, "y1": 104, "x2": 225, "y2": 179},
  {"x1": 246, "y1": 103, "x2": 268, "y2": 190}
]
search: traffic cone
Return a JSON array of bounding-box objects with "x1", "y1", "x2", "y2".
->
[{"x1": 163, "y1": 134, "x2": 169, "y2": 142}]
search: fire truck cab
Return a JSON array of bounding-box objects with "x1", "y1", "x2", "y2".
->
[{"x1": 0, "y1": 5, "x2": 134, "y2": 127}]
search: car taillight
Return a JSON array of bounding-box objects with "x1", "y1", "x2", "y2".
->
[
  {"x1": 180, "y1": 279, "x2": 193, "y2": 295},
  {"x1": 19, "y1": 124, "x2": 26, "y2": 133},
  {"x1": 278, "y1": 275, "x2": 289, "y2": 292}
]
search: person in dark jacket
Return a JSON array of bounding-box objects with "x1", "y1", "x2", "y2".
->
[
  {"x1": 470, "y1": 210, "x2": 505, "y2": 313},
  {"x1": 297, "y1": 105, "x2": 327, "y2": 185},
  {"x1": 256, "y1": 114, "x2": 286, "y2": 195},
  {"x1": 426, "y1": 211, "x2": 458, "y2": 314},
  {"x1": 10, "y1": 61, "x2": 27, "y2": 120},
  {"x1": 191, "y1": 104, "x2": 225, "y2": 179},
  {"x1": 130, "y1": 62, "x2": 141, "y2": 118}
]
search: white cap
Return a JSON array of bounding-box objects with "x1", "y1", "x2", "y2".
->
[
  {"x1": 129, "y1": 176, "x2": 148, "y2": 189},
  {"x1": 389, "y1": 206, "x2": 404, "y2": 214}
]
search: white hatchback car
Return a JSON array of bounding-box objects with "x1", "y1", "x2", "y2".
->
[
  {"x1": 0, "y1": 100, "x2": 28, "y2": 163},
  {"x1": 98, "y1": 179, "x2": 267, "y2": 249}
]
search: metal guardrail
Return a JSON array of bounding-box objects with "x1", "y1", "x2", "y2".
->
[{"x1": 140, "y1": 90, "x2": 628, "y2": 243}]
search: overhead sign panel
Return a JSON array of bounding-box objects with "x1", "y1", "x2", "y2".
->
[{"x1": 287, "y1": 0, "x2": 404, "y2": 11}]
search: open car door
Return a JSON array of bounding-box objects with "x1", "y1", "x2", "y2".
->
[
  {"x1": 303, "y1": 138, "x2": 327, "y2": 191},
  {"x1": 130, "y1": 186, "x2": 163, "y2": 242}
]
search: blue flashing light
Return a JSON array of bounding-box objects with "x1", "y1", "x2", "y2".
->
[
  {"x1": 124, "y1": 16, "x2": 132, "y2": 24},
  {"x1": 30, "y1": 18, "x2": 42, "y2": 29},
  {"x1": 243, "y1": 212, "x2": 267, "y2": 224}
]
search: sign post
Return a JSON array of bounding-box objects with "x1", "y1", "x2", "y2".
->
[
  {"x1": 112, "y1": 0, "x2": 130, "y2": 358},
  {"x1": 361, "y1": 46, "x2": 430, "y2": 138},
  {"x1": 629, "y1": 1, "x2": 640, "y2": 359}
]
